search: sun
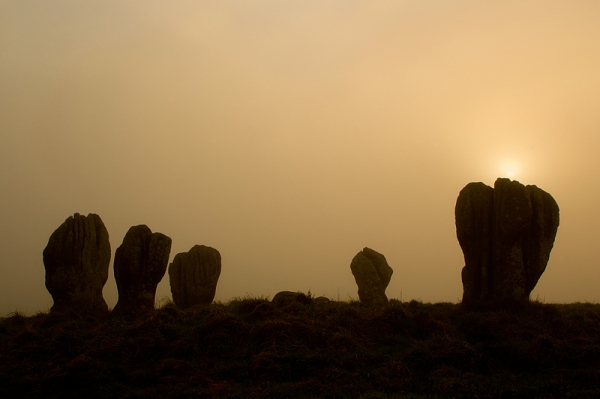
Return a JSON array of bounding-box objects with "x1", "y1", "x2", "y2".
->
[{"x1": 499, "y1": 159, "x2": 521, "y2": 179}]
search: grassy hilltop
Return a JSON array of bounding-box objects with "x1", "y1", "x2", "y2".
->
[{"x1": 1, "y1": 296, "x2": 600, "y2": 398}]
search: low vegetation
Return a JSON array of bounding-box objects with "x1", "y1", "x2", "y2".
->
[{"x1": 1, "y1": 295, "x2": 600, "y2": 398}]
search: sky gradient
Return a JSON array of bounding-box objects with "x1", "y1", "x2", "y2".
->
[{"x1": 2, "y1": 1, "x2": 600, "y2": 316}]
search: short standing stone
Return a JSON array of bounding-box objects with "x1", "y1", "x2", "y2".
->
[
  {"x1": 168, "y1": 245, "x2": 221, "y2": 309},
  {"x1": 43, "y1": 213, "x2": 111, "y2": 315},
  {"x1": 112, "y1": 225, "x2": 172, "y2": 315},
  {"x1": 350, "y1": 247, "x2": 393, "y2": 305}
]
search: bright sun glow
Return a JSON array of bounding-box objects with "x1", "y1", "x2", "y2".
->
[{"x1": 499, "y1": 159, "x2": 521, "y2": 179}]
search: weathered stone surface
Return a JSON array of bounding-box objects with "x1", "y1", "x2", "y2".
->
[
  {"x1": 455, "y1": 178, "x2": 560, "y2": 308},
  {"x1": 455, "y1": 182, "x2": 494, "y2": 304},
  {"x1": 168, "y1": 245, "x2": 221, "y2": 309},
  {"x1": 350, "y1": 247, "x2": 393, "y2": 305},
  {"x1": 112, "y1": 225, "x2": 172, "y2": 315},
  {"x1": 43, "y1": 213, "x2": 111, "y2": 315}
]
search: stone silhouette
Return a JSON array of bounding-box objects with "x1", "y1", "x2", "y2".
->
[
  {"x1": 523, "y1": 185, "x2": 561, "y2": 295},
  {"x1": 350, "y1": 247, "x2": 393, "y2": 305},
  {"x1": 456, "y1": 178, "x2": 559, "y2": 307},
  {"x1": 43, "y1": 213, "x2": 111, "y2": 316},
  {"x1": 169, "y1": 245, "x2": 221, "y2": 309},
  {"x1": 272, "y1": 291, "x2": 303, "y2": 305},
  {"x1": 313, "y1": 296, "x2": 332, "y2": 305},
  {"x1": 112, "y1": 225, "x2": 172, "y2": 315},
  {"x1": 272, "y1": 291, "x2": 315, "y2": 306},
  {"x1": 455, "y1": 182, "x2": 494, "y2": 304}
]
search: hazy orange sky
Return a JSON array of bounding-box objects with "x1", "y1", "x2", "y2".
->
[{"x1": 2, "y1": 1, "x2": 600, "y2": 316}]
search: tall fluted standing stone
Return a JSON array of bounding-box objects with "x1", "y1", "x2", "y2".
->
[
  {"x1": 455, "y1": 178, "x2": 559, "y2": 307},
  {"x1": 168, "y1": 245, "x2": 221, "y2": 309},
  {"x1": 43, "y1": 213, "x2": 111, "y2": 315},
  {"x1": 112, "y1": 225, "x2": 172, "y2": 315},
  {"x1": 350, "y1": 247, "x2": 393, "y2": 305}
]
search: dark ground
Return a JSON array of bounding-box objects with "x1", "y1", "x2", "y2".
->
[{"x1": 1, "y1": 295, "x2": 600, "y2": 398}]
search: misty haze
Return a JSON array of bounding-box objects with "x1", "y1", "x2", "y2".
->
[{"x1": 2, "y1": 1, "x2": 600, "y2": 317}]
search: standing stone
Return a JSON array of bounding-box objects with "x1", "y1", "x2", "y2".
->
[
  {"x1": 523, "y1": 185, "x2": 560, "y2": 296},
  {"x1": 168, "y1": 245, "x2": 221, "y2": 309},
  {"x1": 455, "y1": 178, "x2": 560, "y2": 308},
  {"x1": 350, "y1": 247, "x2": 393, "y2": 305},
  {"x1": 43, "y1": 213, "x2": 111, "y2": 316},
  {"x1": 112, "y1": 225, "x2": 172, "y2": 315},
  {"x1": 491, "y1": 178, "x2": 532, "y2": 302},
  {"x1": 455, "y1": 182, "x2": 494, "y2": 304}
]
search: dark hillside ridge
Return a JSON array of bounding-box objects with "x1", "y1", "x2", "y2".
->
[{"x1": 1, "y1": 297, "x2": 599, "y2": 398}]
